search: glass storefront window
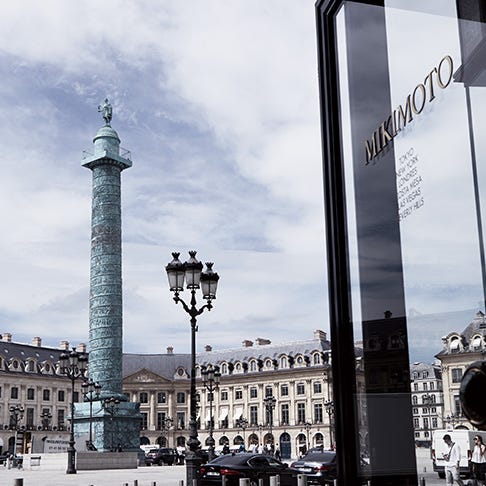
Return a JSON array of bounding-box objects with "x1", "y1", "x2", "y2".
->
[{"x1": 317, "y1": 1, "x2": 486, "y2": 483}]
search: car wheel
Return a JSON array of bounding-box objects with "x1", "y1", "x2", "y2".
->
[{"x1": 438, "y1": 472, "x2": 445, "y2": 479}]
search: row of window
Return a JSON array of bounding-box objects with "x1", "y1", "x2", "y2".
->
[
  {"x1": 411, "y1": 395, "x2": 438, "y2": 405},
  {"x1": 413, "y1": 417, "x2": 439, "y2": 429},
  {"x1": 0, "y1": 356, "x2": 58, "y2": 374},
  {"x1": 412, "y1": 381, "x2": 440, "y2": 391},
  {"x1": 1, "y1": 386, "x2": 75, "y2": 402},
  {"x1": 133, "y1": 382, "x2": 326, "y2": 406}
]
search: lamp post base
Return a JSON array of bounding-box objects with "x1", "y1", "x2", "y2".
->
[
  {"x1": 66, "y1": 446, "x2": 77, "y2": 474},
  {"x1": 186, "y1": 450, "x2": 203, "y2": 485}
]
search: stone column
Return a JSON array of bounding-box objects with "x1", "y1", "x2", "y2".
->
[{"x1": 75, "y1": 108, "x2": 141, "y2": 453}]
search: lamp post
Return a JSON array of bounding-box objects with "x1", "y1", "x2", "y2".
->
[
  {"x1": 59, "y1": 347, "x2": 88, "y2": 474},
  {"x1": 201, "y1": 364, "x2": 221, "y2": 461},
  {"x1": 324, "y1": 400, "x2": 334, "y2": 449},
  {"x1": 9, "y1": 405, "x2": 24, "y2": 456},
  {"x1": 263, "y1": 396, "x2": 277, "y2": 447},
  {"x1": 444, "y1": 413, "x2": 460, "y2": 429},
  {"x1": 160, "y1": 416, "x2": 173, "y2": 447},
  {"x1": 82, "y1": 380, "x2": 102, "y2": 450},
  {"x1": 258, "y1": 423, "x2": 264, "y2": 444},
  {"x1": 40, "y1": 410, "x2": 52, "y2": 431},
  {"x1": 236, "y1": 417, "x2": 249, "y2": 450},
  {"x1": 9, "y1": 405, "x2": 24, "y2": 430},
  {"x1": 303, "y1": 421, "x2": 312, "y2": 451},
  {"x1": 102, "y1": 397, "x2": 120, "y2": 452},
  {"x1": 166, "y1": 251, "x2": 220, "y2": 486}
]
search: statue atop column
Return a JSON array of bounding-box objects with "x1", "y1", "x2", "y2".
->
[{"x1": 98, "y1": 98, "x2": 113, "y2": 126}]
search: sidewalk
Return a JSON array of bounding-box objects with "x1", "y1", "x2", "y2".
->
[{"x1": 0, "y1": 465, "x2": 185, "y2": 486}]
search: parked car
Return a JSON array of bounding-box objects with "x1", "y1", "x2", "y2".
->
[
  {"x1": 145, "y1": 447, "x2": 178, "y2": 466},
  {"x1": 290, "y1": 451, "x2": 337, "y2": 485},
  {"x1": 198, "y1": 452, "x2": 296, "y2": 485}
]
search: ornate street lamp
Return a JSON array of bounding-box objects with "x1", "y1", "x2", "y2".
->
[
  {"x1": 236, "y1": 417, "x2": 249, "y2": 450},
  {"x1": 82, "y1": 380, "x2": 102, "y2": 450},
  {"x1": 9, "y1": 405, "x2": 24, "y2": 456},
  {"x1": 9, "y1": 405, "x2": 24, "y2": 430},
  {"x1": 160, "y1": 416, "x2": 174, "y2": 447},
  {"x1": 324, "y1": 400, "x2": 335, "y2": 449},
  {"x1": 201, "y1": 364, "x2": 221, "y2": 460},
  {"x1": 59, "y1": 347, "x2": 88, "y2": 474},
  {"x1": 303, "y1": 421, "x2": 312, "y2": 451},
  {"x1": 40, "y1": 410, "x2": 52, "y2": 431},
  {"x1": 102, "y1": 397, "x2": 120, "y2": 452},
  {"x1": 263, "y1": 396, "x2": 277, "y2": 446},
  {"x1": 166, "y1": 251, "x2": 219, "y2": 486}
]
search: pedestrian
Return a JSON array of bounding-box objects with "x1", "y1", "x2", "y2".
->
[
  {"x1": 223, "y1": 443, "x2": 230, "y2": 455},
  {"x1": 442, "y1": 434, "x2": 464, "y2": 486},
  {"x1": 251, "y1": 443, "x2": 258, "y2": 454},
  {"x1": 470, "y1": 435, "x2": 486, "y2": 485},
  {"x1": 275, "y1": 445, "x2": 281, "y2": 461},
  {"x1": 258, "y1": 443, "x2": 264, "y2": 454}
]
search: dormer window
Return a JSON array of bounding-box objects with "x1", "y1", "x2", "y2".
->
[
  {"x1": 313, "y1": 353, "x2": 321, "y2": 365},
  {"x1": 450, "y1": 337, "x2": 460, "y2": 353},
  {"x1": 280, "y1": 356, "x2": 288, "y2": 368},
  {"x1": 472, "y1": 335, "x2": 482, "y2": 350}
]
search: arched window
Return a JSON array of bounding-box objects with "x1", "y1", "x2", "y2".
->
[
  {"x1": 280, "y1": 356, "x2": 288, "y2": 368},
  {"x1": 313, "y1": 353, "x2": 321, "y2": 365},
  {"x1": 412, "y1": 395, "x2": 418, "y2": 405},
  {"x1": 250, "y1": 360, "x2": 257, "y2": 372},
  {"x1": 221, "y1": 363, "x2": 228, "y2": 374},
  {"x1": 450, "y1": 337, "x2": 460, "y2": 353}
]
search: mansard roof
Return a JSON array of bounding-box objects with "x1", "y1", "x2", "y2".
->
[{"x1": 197, "y1": 336, "x2": 330, "y2": 367}]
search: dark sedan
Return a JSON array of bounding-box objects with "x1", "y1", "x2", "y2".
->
[
  {"x1": 290, "y1": 451, "x2": 337, "y2": 485},
  {"x1": 145, "y1": 447, "x2": 177, "y2": 466},
  {"x1": 198, "y1": 453, "x2": 296, "y2": 486}
]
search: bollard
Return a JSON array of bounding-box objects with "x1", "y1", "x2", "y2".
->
[
  {"x1": 193, "y1": 479, "x2": 198, "y2": 486},
  {"x1": 334, "y1": 480, "x2": 338, "y2": 486},
  {"x1": 178, "y1": 481, "x2": 184, "y2": 486},
  {"x1": 222, "y1": 476, "x2": 228, "y2": 486},
  {"x1": 14, "y1": 480, "x2": 23, "y2": 486},
  {"x1": 134, "y1": 481, "x2": 138, "y2": 486},
  {"x1": 239, "y1": 478, "x2": 250, "y2": 485},
  {"x1": 420, "y1": 477, "x2": 426, "y2": 486},
  {"x1": 259, "y1": 479, "x2": 263, "y2": 486},
  {"x1": 269, "y1": 476, "x2": 278, "y2": 486},
  {"x1": 297, "y1": 474, "x2": 308, "y2": 486}
]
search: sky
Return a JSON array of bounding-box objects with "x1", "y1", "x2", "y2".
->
[
  {"x1": 0, "y1": 1, "x2": 481, "y2": 365},
  {"x1": 0, "y1": 1, "x2": 328, "y2": 356}
]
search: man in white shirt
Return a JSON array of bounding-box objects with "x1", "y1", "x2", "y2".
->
[{"x1": 443, "y1": 434, "x2": 464, "y2": 486}]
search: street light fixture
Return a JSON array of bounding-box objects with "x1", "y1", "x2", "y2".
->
[
  {"x1": 263, "y1": 396, "x2": 277, "y2": 447},
  {"x1": 160, "y1": 416, "x2": 174, "y2": 447},
  {"x1": 102, "y1": 397, "x2": 121, "y2": 452},
  {"x1": 166, "y1": 250, "x2": 219, "y2": 486},
  {"x1": 82, "y1": 380, "x2": 102, "y2": 450},
  {"x1": 9, "y1": 405, "x2": 24, "y2": 430},
  {"x1": 303, "y1": 421, "x2": 312, "y2": 451},
  {"x1": 324, "y1": 400, "x2": 335, "y2": 449},
  {"x1": 40, "y1": 410, "x2": 52, "y2": 431},
  {"x1": 201, "y1": 364, "x2": 221, "y2": 461},
  {"x1": 59, "y1": 347, "x2": 88, "y2": 474},
  {"x1": 236, "y1": 417, "x2": 249, "y2": 451}
]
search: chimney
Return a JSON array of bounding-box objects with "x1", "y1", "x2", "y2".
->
[
  {"x1": 255, "y1": 338, "x2": 271, "y2": 346},
  {"x1": 314, "y1": 330, "x2": 327, "y2": 341},
  {"x1": 205, "y1": 345, "x2": 212, "y2": 352},
  {"x1": 2, "y1": 333, "x2": 12, "y2": 342},
  {"x1": 32, "y1": 336, "x2": 42, "y2": 347},
  {"x1": 77, "y1": 343, "x2": 87, "y2": 353},
  {"x1": 167, "y1": 346, "x2": 174, "y2": 354},
  {"x1": 242, "y1": 340, "x2": 253, "y2": 348},
  {"x1": 60, "y1": 340, "x2": 70, "y2": 350}
]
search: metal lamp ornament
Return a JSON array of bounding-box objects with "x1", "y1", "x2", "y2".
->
[{"x1": 165, "y1": 250, "x2": 219, "y2": 486}]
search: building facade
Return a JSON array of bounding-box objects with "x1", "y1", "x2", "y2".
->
[
  {"x1": 409, "y1": 362, "x2": 444, "y2": 447},
  {"x1": 124, "y1": 330, "x2": 333, "y2": 460},
  {"x1": 0, "y1": 334, "x2": 86, "y2": 455},
  {"x1": 435, "y1": 311, "x2": 486, "y2": 430}
]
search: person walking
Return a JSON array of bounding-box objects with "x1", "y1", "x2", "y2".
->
[
  {"x1": 443, "y1": 434, "x2": 464, "y2": 486},
  {"x1": 470, "y1": 435, "x2": 486, "y2": 485}
]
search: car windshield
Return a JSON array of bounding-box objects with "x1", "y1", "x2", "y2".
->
[{"x1": 208, "y1": 453, "x2": 255, "y2": 466}]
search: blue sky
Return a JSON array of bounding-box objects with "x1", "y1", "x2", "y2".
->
[{"x1": 0, "y1": 1, "x2": 328, "y2": 355}]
